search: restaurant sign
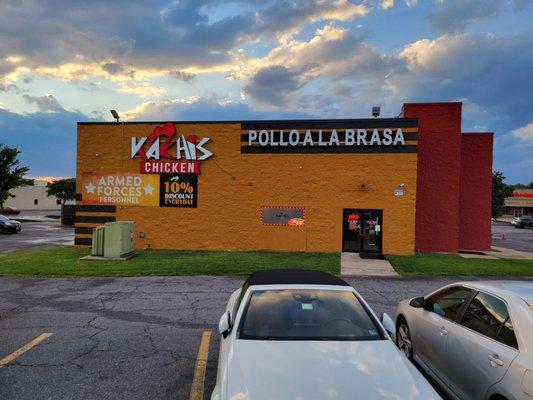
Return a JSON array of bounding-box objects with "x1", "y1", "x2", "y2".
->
[
  {"x1": 82, "y1": 172, "x2": 198, "y2": 208},
  {"x1": 131, "y1": 123, "x2": 212, "y2": 174},
  {"x1": 82, "y1": 172, "x2": 159, "y2": 206},
  {"x1": 159, "y1": 174, "x2": 197, "y2": 207},
  {"x1": 240, "y1": 119, "x2": 418, "y2": 154},
  {"x1": 261, "y1": 206, "x2": 305, "y2": 227}
]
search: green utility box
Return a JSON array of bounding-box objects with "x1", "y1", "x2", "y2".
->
[
  {"x1": 91, "y1": 226, "x2": 105, "y2": 256},
  {"x1": 103, "y1": 221, "x2": 135, "y2": 258}
]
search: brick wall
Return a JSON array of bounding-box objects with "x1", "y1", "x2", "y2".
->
[
  {"x1": 76, "y1": 122, "x2": 418, "y2": 255},
  {"x1": 459, "y1": 133, "x2": 493, "y2": 251},
  {"x1": 402, "y1": 103, "x2": 463, "y2": 253}
]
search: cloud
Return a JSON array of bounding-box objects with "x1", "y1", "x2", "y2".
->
[
  {"x1": 405, "y1": 0, "x2": 417, "y2": 6},
  {"x1": 243, "y1": 66, "x2": 303, "y2": 107},
  {"x1": 0, "y1": 0, "x2": 370, "y2": 82},
  {"x1": 101, "y1": 62, "x2": 135, "y2": 78},
  {"x1": 429, "y1": 0, "x2": 524, "y2": 33},
  {"x1": 168, "y1": 71, "x2": 196, "y2": 82},
  {"x1": 395, "y1": 33, "x2": 533, "y2": 122},
  {"x1": 380, "y1": 0, "x2": 394, "y2": 9},
  {"x1": 122, "y1": 95, "x2": 311, "y2": 121},
  {"x1": 512, "y1": 122, "x2": 533, "y2": 144},
  {"x1": 235, "y1": 25, "x2": 403, "y2": 108},
  {"x1": 22, "y1": 94, "x2": 64, "y2": 112},
  {"x1": 117, "y1": 82, "x2": 166, "y2": 98}
]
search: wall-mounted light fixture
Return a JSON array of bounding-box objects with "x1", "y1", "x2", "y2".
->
[{"x1": 110, "y1": 109, "x2": 120, "y2": 122}]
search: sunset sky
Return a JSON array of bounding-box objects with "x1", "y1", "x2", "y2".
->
[{"x1": 0, "y1": 0, "x2": 531, "y2": 183}]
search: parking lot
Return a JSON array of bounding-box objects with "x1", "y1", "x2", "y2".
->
[
  {"x1": 492, "y1": 221, "x2": 533, "y2": 252},
  {"x1": 3, "y1": 275, "x2": 531, "y2": 399},
  {"x1": 0, "y1": 219, "x2": 73, "y2": 253}
]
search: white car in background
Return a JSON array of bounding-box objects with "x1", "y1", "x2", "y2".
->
[
  {"x1": 211, "y1": 269, "x2": 441, "y2": 400},
  {"x1": 396, "y1": 281, "x2": 533, "y2": 400}
]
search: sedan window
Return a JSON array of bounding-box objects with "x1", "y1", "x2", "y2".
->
[
  {"x1": 238, "y1": 289, "x2": 382, "y2": 341},
  {"x1": 461, "y1": 292, "x2": 518, "y2": 349},
  {"x1": 426, "y1": 287, "x2": 473, "y2": 321}
]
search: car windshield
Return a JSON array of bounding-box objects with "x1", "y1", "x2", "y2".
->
[
  {"x1": 238, "y1": 289, "x2": 382, "y2": 341},
  {"x1": 0, "y1": 215, "x2": 8, "y2": 221}
]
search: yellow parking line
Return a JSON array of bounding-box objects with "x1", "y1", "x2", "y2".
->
[
  {"x1": 0, "y1": 333, "x2": 53, "y2": 368},
  {"x1": 189, "y1": 330, "x2": 212, "y2": 400}
]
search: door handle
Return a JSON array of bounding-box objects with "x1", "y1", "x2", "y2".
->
[
  {"x1": 488, "y1": 354, "x2": 504, "y2": 367},
  {"x1": 438, "y1": 326, "x2": 448, "y2": 336}
]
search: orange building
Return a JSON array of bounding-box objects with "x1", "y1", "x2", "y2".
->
[{"x1": 75, "y1": 102, "x2": 493, "y2": 256}]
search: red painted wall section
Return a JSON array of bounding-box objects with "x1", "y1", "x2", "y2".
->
[
  {"x1": 459, "y1": 133, "x2": 493, "y2": 251},
  {"x1": 402, "y1": 102, "x2": 462, "y2": 252}
]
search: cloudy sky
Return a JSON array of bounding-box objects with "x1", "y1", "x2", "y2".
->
[{"x1": 0, "y1": 0, "x2": 531, "y2": 183}]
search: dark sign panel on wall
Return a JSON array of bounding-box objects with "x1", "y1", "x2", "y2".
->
[
  {"x1": 240, "y1": 119, "x2": 418, "y2": 154},
  {"x1": 261, "y1": 206, "x2": 305, "y2": 226},
  {"x1": 159, "y1": 174, "x2": 198, "y2": 207}
]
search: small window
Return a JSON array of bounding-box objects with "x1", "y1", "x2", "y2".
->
[
  {"x1": 34, "y1": 199, "x2": 38, "y2": 205},
  {"x1": 56, "y1": 199, "x2": 62, "y2": 205},
  {"x1": 426, "y1": 287, "x2": 472, "y2": 321},
  {"x1": 461, "y1": 292, "x2": 518, "y2": 348},
  {"x1": 498, "y1": 317, "x2": 518, "y2": 349}
]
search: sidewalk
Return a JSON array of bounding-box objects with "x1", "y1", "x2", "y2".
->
[
  {"x1": 340, "y1": 252, "x2": 399, "y2": 277},
  {"x1": 488, "y1": 246, "x2": 533, "y2": 260},
  {"x1": 458, "y1": 247, "x2": 533, "y2": 260}
]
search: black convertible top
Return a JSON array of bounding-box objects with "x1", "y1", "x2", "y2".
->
[{"x1": 244, "y1": 269, "x2": 349, "y2": 287}]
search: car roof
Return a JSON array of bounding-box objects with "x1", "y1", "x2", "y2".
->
[
  {"x1": 461, "y1": 281, "x2": 533, "y2": 306},
  {"x1": 244, "y1": 269, "x2": 349, "y2": 288}
]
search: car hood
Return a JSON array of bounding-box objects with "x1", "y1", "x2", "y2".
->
[
  {"x1": 225, "y1": 339, "x2": 440, "y2": 400},
  {"x1": 4, "y1": 220, "x2": 20, "y2": 225}
]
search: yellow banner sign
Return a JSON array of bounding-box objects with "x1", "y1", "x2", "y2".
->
[{"x1": 82, "y1": 172, "x2": 159, "y2": 206}]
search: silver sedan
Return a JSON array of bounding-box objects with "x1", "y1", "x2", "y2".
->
[{"x1": 395, "y1": 281, "x2": 533, "y2": 400}]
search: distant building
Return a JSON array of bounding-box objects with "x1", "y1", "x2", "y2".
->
[
  {"x1": 505, "y1": 189, "x2": 533, "y2": 217},
  {"x1": 4, "y1": 179, "x2": 74, "y2": 211}
]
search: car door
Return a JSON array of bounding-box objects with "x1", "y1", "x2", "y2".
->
[
  {"x1": 412, "y1": 286, "x2": 473, "y2": 384},
  {"x1": 444, "y1": 291, "x2": 519, "y2": 400}
]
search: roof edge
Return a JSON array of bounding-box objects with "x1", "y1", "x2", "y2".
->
[{"x1": 77, "y1": 117, "x2": 418, "y2": 126}]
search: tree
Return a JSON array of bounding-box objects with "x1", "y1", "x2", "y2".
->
[
  {"x1": 0, "y1": 144, "x2": 30, "y2": 210},
  {"x1": 46, "y1": 178, "x2": 76, "y2": 204},
  {"x1": 492, "y1": 171, "x2": 514, "y2": 219}
]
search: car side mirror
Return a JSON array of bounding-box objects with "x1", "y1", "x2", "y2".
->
[
  {"x1": 218, "y1": 310, "x2": 232, "y2": 338},
  {"x1": 409, "y1": 296, "x2": 425, "y2": 308},
  {"x1": 380, "y1": 313, "x2": 395, "y2": 336}
]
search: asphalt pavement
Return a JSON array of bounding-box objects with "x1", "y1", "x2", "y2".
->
[
  {"x1": 0, "y1": 219, "x2": 73, "y2": 253},
  {"x1": 492, "y1": 221, "x2": 533, "y2": 252},
  {"x1": 2, "y1": 275, "x2": 531, "y2": 400}
]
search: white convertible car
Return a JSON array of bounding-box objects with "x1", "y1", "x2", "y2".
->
[{"x1": 211, "y1": 269, "x2": 441, "y2": 400}]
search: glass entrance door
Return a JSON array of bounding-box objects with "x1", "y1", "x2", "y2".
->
[{"x1": 342, "y1": 209, "x2": 383, "y2": 253}]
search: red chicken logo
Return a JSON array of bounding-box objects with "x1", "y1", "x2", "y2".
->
[{"x1": 131, "y1": 123, "x2": 213, "y2": 161}]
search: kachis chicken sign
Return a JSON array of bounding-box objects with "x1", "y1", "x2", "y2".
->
[{"x1": 130, "y1": 123, "x2": 213, "y2": 174}]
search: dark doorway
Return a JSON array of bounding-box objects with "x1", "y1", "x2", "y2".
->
[{"x1": 342, "y1": 209, "x2": 383, "y2": 253}]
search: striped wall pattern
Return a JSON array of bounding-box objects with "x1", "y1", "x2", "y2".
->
[{"x1": 74, "y1": 202, "x2": 116, "y2": 247}]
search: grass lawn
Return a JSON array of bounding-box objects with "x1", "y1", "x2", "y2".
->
[
  {"x1": 0, "y1": 247, "x2": 340, "y2": 277},
  {"x1": 388, "y1": 253, "x2": 533, "y2": 276}
]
